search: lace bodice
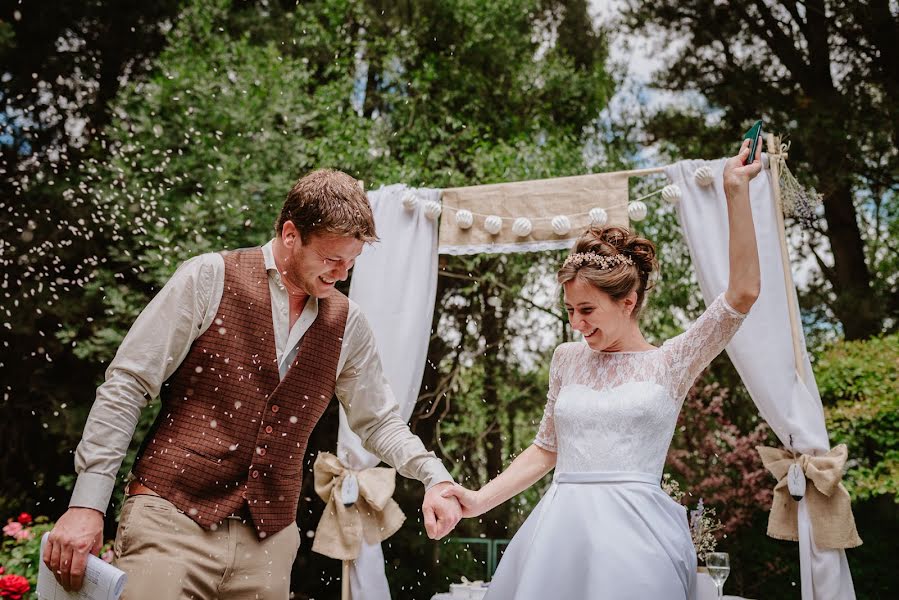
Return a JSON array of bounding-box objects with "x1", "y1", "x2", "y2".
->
[{"x1": 534, "y1": 294, "x2": 747, "y2": 476}]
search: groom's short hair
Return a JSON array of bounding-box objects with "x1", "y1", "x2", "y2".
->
[{"x1": 276, "y1": 169, "x2": 378, "y2": 242}]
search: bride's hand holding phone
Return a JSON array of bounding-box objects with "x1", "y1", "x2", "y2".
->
[{"x1": 723, "y1": 137, "x2": 763, "y2": 194}]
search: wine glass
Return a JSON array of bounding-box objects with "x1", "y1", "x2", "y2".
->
[{"x1": 705, "y1": 552, "x2": 730, "y2": 598}]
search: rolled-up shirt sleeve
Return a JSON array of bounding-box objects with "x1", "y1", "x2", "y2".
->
[
  {"x1": 69, "y1": 253, "x2": 222, "y2": 513},
  {"x1": 334, "y1": 308, "x2": 453, "y2": 490}
]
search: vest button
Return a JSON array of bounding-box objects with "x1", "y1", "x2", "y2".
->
[
  {"x1": 271, "y1": 405, "x2": 279, "y2": 413},
  {"x1": 257, "y1": 447, "x2": 266, "y2": 456},
  {"x1": 251, "y1": 470, "x2": 259, "y2": 478},
  {"x1": 265, "y1": 426, "x2": 273, "y2": 434}
]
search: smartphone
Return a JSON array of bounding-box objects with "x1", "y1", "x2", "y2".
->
[{"x1": 743, "y1": 119, "x2": 763, "y2": 165}]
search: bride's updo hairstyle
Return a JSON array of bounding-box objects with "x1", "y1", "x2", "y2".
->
[{"x1": 557, "y1": 226, "x2": 658, "y2": 319}]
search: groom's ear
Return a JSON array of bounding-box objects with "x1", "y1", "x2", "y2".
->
[{"x1": 281, "y1": 220, "x2": 301, "y2": 248}]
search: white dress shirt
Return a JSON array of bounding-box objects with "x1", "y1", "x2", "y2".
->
[{"x1": 70, "y1": 241, "x2": 452, "y2": 513}]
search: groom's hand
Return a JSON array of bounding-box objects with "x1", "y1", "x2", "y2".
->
[
  {"x1": 43, "y1": 507, "x2": 104, "y2": 591},
  {"x1": 422, "y1": 482, "x2": 461, "y2": 540}
]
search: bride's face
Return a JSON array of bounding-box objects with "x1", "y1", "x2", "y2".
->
[{"x1": 563, "y1": 277, "x2": 633, "y2": 351}]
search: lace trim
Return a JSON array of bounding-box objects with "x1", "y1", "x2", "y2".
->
[
  {"x1": 438, "y1": 238, "x2": 575, "y2": 256},
  {"x1": 533, "y1": 294, "x2": 747, "y2": 450}
]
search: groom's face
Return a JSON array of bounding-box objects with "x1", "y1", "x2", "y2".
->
[{"x1": 284, "y1": 230, "x2": 364, "y2": 298}]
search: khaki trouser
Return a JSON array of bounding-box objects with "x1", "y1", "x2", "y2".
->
[{"x1": 113, "y1": 495, "x2": 301, "y2": 599}]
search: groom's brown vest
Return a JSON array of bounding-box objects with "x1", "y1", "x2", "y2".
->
[{"x1": 132, "y1": 247, "x2": 348, "y2": 539}]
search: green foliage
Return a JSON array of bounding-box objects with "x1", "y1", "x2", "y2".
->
[
  {"x1": 817, "y1": 334, "x2": 899, "y2": 405},
  {"x1": 0, "y1": 20, "x2": 14, "y2": 58},
  {"x1": 818, "y1": 334, "x2": 899, "y2": 501}
]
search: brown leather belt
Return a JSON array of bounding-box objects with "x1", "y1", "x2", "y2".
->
[
  {"x1": 125, "y1": 480, "x2": 159, "y2": 497},
  {"x1": 125, "y1": 480, "x2": 251, "y2": 521}
]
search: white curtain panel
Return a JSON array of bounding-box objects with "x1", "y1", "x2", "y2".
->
[
  {"x1": 340, "y1": 184, "x2": 440, "y2": 600},
  {"x1": 666, "y1": 157, "x2": 855, "y2": 600}
]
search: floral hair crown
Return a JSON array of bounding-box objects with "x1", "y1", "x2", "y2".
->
[{"x1": 562, "y1": 252, "x2": 634, "y2": 270}]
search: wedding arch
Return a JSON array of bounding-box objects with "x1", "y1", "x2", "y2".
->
[{"x1": 315, "y1": 136, "x2": 858, "y2": 600}]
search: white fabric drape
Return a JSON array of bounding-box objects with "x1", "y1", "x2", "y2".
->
[
  {"x1": 340, "y1": 184, "x2": 440, "y2": 600},
  {"x1": 667, "y1": 158, "x2": 856, "y2": 600}
]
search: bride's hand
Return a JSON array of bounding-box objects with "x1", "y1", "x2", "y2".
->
[
  {"x1": 723, "y1": 138, "x2": 763, "y2": 193},
  {"x1": 440, "y1": 484, "x2": 487, "y2": 518}
]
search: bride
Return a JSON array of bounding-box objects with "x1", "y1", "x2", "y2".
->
[{"x1": 441, "y1": 140, "x2": 762, "y2": 599}]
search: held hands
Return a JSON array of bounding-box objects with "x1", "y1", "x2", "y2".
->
[
  {"x1": 42, "y1": 507, "x2": 105, "y2": 592},
  {"x1": 422, "y1": 482, "x2": 462, "y2": 540},
  {"x1": 439, "y1": 484, "x2": 488, "y2": 519},
  {"x1": 723, "y1": 138, "x2": 764, "y2": 193}
]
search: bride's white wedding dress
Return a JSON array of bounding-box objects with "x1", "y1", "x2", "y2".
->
[{"x1": 485, "y1": 294, "x2": 747, "y2": 600}]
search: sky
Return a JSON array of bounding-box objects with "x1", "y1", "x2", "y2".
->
[{"x1": 588, "y1": 0, "x2": 661, "y2": 85}]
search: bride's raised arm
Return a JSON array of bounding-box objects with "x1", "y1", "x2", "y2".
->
[{"x1": 722, "y1": 138, "x2": 763, "y2": 314}]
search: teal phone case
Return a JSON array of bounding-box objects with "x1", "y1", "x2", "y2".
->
[{"x1": 743, "y1": 120, "x2": 763, "y2": 164}]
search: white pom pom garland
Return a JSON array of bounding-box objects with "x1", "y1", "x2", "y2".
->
[
  {"x1": 589, "y1": 207, "x2": 608, "y2": 227},
  {"x1": 511, "y1": 217, "x2": 532, "y2": 237},
  {"x1": 423, "y1": 200, "x2": 442, "y2": 221},
  {"x1": 402, "y1": 191, "x2": 419, "y2": 212},
  {"x1": 694, "y1": 166, "x2": 714, "y2": 187},
  {"x1": 628, "y1": 201, "x2": 648, "y2": 222},
  {"x1": 660, "y1": 184, "x2": 682, "y2": 204},
  {"x1": 447, "y1": 190, "x2": 688, "y2": 234},
  {"x1": 455, "y1": 209, "x2": 474, "y2": 229},
  {"x1": 484, "y1": 215, "x2": 503, "y2": 235},
  {"x1": 551, "y1": 215, "x2": 571, "y2": 235}
]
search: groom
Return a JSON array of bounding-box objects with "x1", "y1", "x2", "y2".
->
[{"x1": 43, "y1": 169, "x2": 461, "y2": 598}]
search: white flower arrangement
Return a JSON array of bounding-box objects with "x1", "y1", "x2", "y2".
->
[{"x1": 661, "y1": 474, "x2": 724, "y2": 561}]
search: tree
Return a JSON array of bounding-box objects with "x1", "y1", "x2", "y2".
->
[
  {"x1": 0, "y1": 0, "x2": 181, "y2": 517},
  {"x1": 0, "y1": 1, "x2": 182, "y2": 193},
  {"x1": 818, "y1": 333, "x2": 899, "y2": 502},
  {"x1": 1, "y1": 0, "x2": 618, "y2": 597},
  {"x1": 620, "y1": 0, "x2": 899, "y2": 340}
]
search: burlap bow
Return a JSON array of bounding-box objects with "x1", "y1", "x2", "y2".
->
[
  {"x1": 756, "y1": 444, "x2": 862, "y2": 549},
  {"x1": 311, "y1": 452, "x2": 406, "y2": 560}
]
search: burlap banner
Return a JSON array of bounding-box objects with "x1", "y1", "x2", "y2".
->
[{"x1": 438, "y1": 171, "x2": 631, "y2": 255}]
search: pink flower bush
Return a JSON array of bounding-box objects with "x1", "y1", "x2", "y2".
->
[
  {"x1": 0, "y1": 523, "x2": 19, "y2": 538},
  {"x1": 0, "y1": 510, "x2": 114, "y2": 595},
  {"x1": 666, "y1": 382, "x2": 774, "y2": 534},
  {"x1": 0, "y1": 512, "x2": 48, "y2": 593},
  {"x1": 0, "y1": 523, "x2": 31, "y2": 542}
]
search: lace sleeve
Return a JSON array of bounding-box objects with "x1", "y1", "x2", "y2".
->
[
  {"x1": 534, "y1": 345, "x2": 566, "y2": 452},
  {"x1": 664, "y1": 294, "x2": 748, "y2": 401}
]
